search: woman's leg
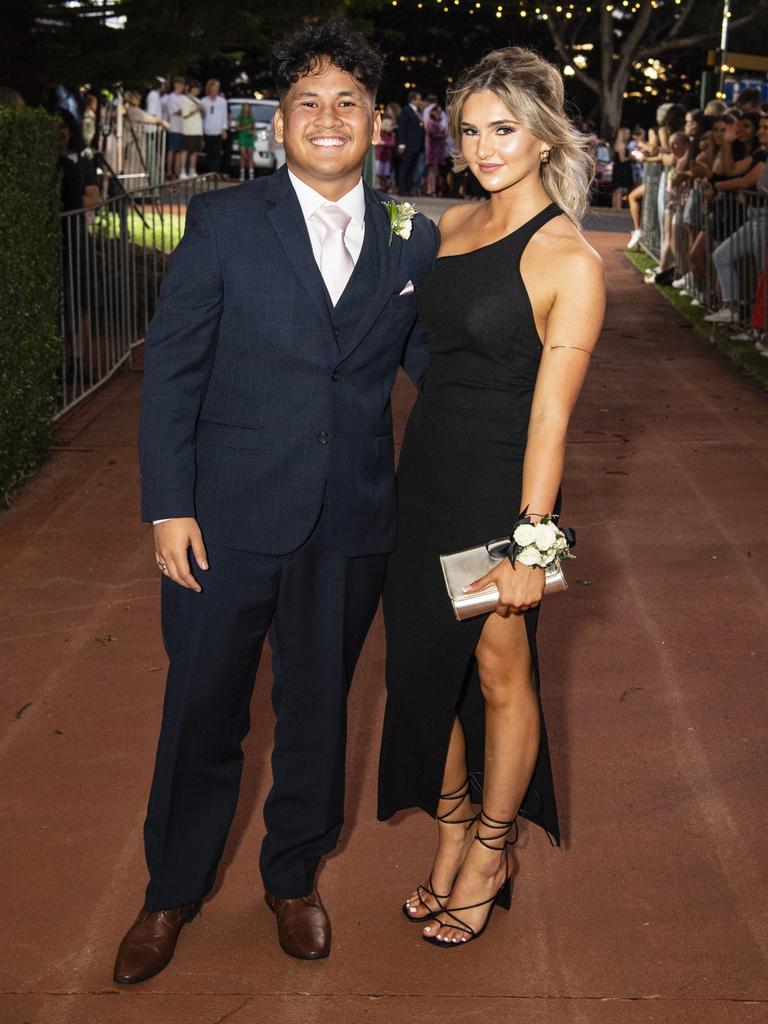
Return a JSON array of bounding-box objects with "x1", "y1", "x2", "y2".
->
[
  {"x1": 628, "y1": 184, "x2": 644, "y2": 230},
  {"x1": 423, "y1": 612, "x2": 538, "y2": 943},
  {"x1": 404, "y1": 714, "x2": 475, "y2": 918}
]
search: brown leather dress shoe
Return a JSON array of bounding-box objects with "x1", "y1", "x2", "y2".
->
[
  {"x1": 113, "y1": 904, "x2": 199, "y2": 984},
  {"x1": 265, "y1": 888, "x2": 331, "y2": 960}
]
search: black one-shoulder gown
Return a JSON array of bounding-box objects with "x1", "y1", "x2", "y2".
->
[{"x1": 378, "y1": 202, "x2": 564, "y2": 843}]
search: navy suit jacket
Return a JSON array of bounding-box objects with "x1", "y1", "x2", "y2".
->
[
  {"x1": 139, "y1": 166, "x2": 439, "y2": 556},
  {"x1": 397, "y1": 105, "x2": 424, "y2": 155}
]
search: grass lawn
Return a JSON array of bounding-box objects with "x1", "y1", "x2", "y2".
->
[
  {"x1": 623, "y1": 250, "x2": 768, "y2": 392},
  {"x1": 89, "y1": 208, "x2": 185, "y2": 254}
]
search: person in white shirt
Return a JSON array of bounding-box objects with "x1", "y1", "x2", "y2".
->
[
  {"x1": 145, "y1": 78, "x2": 166, "y2": 130},
  {"x1": 143, "y1": 78, "x2": 168, "y2": 185},
  {"x1": 179, "y1": 80, "x2": 204, "y2": 179},
  {"x1": 202, "y1": 79, "x2": 228, "y2": 177},
  {"x1": 166, "y1": 77, "x2": 186, "y2": 178}
]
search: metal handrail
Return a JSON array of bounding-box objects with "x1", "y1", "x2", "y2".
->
[{"x1": 56, "y1": 173, "x2": 223, "y2": 419}]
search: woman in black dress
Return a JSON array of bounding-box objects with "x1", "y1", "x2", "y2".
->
[{"x1": 378, "y1": 48, "x2": 605, "y2": 947}]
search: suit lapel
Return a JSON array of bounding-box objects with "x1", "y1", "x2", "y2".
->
[
  {"x1": 336, "y1": 183, "x2": 404, "y2": 362},
  {"x1": 265, "y1": 168, "x2": 335, "y2": 338}
]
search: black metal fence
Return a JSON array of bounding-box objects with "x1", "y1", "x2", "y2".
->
[{"x1": 57, "y1": 174, "x2": 221, "y2": 418}]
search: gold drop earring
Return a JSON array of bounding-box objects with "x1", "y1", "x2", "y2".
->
[{"x1": 540, "y1": 149, "x2": 551, "y2": 164}]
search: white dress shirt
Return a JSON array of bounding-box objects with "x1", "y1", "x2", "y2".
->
[
  {"x1": 145, "y1": 89, "x2": 163, "y2": 120},
  {"x1": 287, "y1": 169, "x2": 366, "y2": 268},
  {"x1": 152, "y1": 169, "x2": 367, "y2": 525},
  {"x1": 203, "y1": 94, "x2": 228, "y2": 136}
]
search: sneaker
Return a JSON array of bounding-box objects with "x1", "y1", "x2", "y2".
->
[
  {"x1": 654, "y1": 267, "x2": 676, "y2": 286},
  {"x1": 627, "y1": 229, "x2": 642, "y2": 250},
  {"x1": 239, "y1": 169, "x2": 245, "y2": 181},
  {"x1": 703, "y1": 308, "x2": 736, "y2": 323},
  {"x1": 690, "y1": 298, "x2": 701, "y2": 307},
  {"x1": 178, "y1": 170, "x2": 189, "y2": 180},
  {"x1": 730, "y1": 332, "x2": 753, "y2": 341},
  {"x1": 755, "y1": 340, "x2": 768, "y2": 357},
  {"x1": 672, "y1": 276, "x2": 687, "y2": 289},
  {"x1": 188, "y1": 170, "x2": 199, "y2": 179}
]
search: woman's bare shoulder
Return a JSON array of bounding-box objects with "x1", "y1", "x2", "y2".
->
[
  {"x1": 438, "y1": 201, "x2": 480, "y2": 234},
  {"x1": 539, "y1": 214, "x2": 604, "y2": 273}
]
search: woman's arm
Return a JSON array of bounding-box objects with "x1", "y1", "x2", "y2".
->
[
  {"x1": 519, "y1": 244, "x2": 606, "y2": 519},
  {"x1": 715, "y1": 161, "x2": 767, "y2": 191},
  {"x1": 466, "y1": 239, "x2": 605, "y2": 614}
]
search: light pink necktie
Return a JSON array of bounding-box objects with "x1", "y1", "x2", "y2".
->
[{"x1": 311, "y1": 204, "x2": 355, "y2": 306}]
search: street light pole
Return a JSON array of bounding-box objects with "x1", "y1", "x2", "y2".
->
[{"x1": 718, "y1": 0, "x2": 731, "y2": 96}]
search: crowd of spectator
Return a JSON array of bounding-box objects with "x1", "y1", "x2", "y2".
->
[
  {"x1": 375, "y1": 90, "x2": 479, "y2": 199},
  {"x1": 614, "y1": 87, "x2": 767, "y2": 351}
]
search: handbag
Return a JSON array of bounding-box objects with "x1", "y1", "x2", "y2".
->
[{"x1": 440, "y1": 538, "x2": 568, "y2": 621}]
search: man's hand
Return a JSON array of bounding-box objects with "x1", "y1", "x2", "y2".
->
[{"x1": 154, "y1": 518, "x2": 208, "y2": 592}]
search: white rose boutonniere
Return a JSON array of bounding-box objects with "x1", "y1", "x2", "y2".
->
[{"x1": 382, "y1": 200, "x2": 416, "y2": 246}]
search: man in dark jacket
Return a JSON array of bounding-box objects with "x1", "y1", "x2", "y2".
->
[
  {"x1": 397, "y1": 90, "x2": 425, "y2": 195},
  {"x1": 113, "y1": 19, "x2": 438, "y2": 982}
]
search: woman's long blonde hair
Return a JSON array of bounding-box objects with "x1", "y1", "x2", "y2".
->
[{"x1": 447, "y1": 48, "x2": 595, "y2": 226}]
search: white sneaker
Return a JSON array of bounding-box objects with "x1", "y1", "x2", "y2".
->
[
  {"x1": 627, "y1": 229, "x2": 642, "y2": 250},
  {"x1": 703, "y1": 308, "x2": 736, "y2": 323},
  {"x1": 178, "y1": 170, "x2": 189, "y2": 180},
  {"x1": 188, "y1": 170, "x2": 199, "y2": 179},
  {"x1": 755, "y1": 340, "x2": 768, "y2": 357},
  {"x1": 672, "y1": 276, "x2": 687, "y2": 289}
]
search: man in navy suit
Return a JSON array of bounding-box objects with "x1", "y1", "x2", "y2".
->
[
  {"x1": 113, "y1": 19, "x2": 438, "y2": 982},
  {"x1": 396, "y1": 90, "x2": 425, "y2": 195}
]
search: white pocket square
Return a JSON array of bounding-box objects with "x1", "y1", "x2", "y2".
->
[{"x1": 398, "y1": 280, "x2": 415, "y2": 296}]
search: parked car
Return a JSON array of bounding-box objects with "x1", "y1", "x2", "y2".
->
[
  {"x1": 591, "y1": 139, "x2": 614, "y2": 206},
  {"x1": 227, "y1": 98, "x2": 279, "y2": 175}
]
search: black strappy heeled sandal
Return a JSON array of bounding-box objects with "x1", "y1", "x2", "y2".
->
[
  {"x1": 402, "y1": 780, "x2": 477, "y2": 924},
  {"x1": 421, "y1": 809, "x2": 517, "y2": 947}
]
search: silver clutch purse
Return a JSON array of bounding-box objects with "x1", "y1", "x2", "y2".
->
[{"x1": 440, "y1": 538, "x2": 567, "y2": 621}]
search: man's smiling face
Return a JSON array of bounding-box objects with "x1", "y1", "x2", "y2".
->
[{"x1": 274, "y1": 57, "x2": 381, "y2": 196}]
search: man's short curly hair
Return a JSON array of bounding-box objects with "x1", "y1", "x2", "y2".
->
[{"x1": 272, "y1": 17, "x2": 383, "y2": 101}]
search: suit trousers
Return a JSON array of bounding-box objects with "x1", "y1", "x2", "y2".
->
[
  {"x1": 397, "y1": 149, "x2": 421, "y2": 195},
  {"x1": 143, "y1": 504, "x2": 386, "y2": 909}
]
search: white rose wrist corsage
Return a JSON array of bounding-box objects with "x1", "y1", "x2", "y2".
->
[{"x1": 509, "y1": 513, "x2": 575, "y2": 569}]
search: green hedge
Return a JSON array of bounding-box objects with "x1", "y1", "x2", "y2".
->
[{"x1": 0, "y1": 107, "x2": 60, "y2": 501}]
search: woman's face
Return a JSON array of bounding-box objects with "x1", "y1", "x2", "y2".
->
[
  {"x1": 460, "y1": 90, "x2": 546, "y2": 194},
  {"x1": 737, "y1": 118, "x2": 755, "y2": 142},
  {"x1": 711, "y1": 120, "x2": 727, "y2": 145},
  {"x1": 758, "y1": 118, "x2": 768, "y2": 148},
  {"x1": 684, "y1": 113, "x2": 699, "y2": 138}
]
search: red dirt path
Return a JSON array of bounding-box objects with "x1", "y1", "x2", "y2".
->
[{"x1": 1, "y1": 232, "x2": 767, "y2": 1024}]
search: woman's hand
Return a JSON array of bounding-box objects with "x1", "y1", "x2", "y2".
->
[{"x1": 465, "y1": 559, "x2": 546, "y2": 617}]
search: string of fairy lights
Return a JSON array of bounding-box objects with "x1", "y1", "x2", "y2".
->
[{"x1": 389, "y1": 0, "x2": 692, "y2": 17}]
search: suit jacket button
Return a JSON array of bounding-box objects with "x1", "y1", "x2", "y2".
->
[
  {"x1": 332, "y1": 370, "x2": 341, "y2": 382},
  {"x1": 317, "y1": 432, "x2": 329, "y2": 445}
]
